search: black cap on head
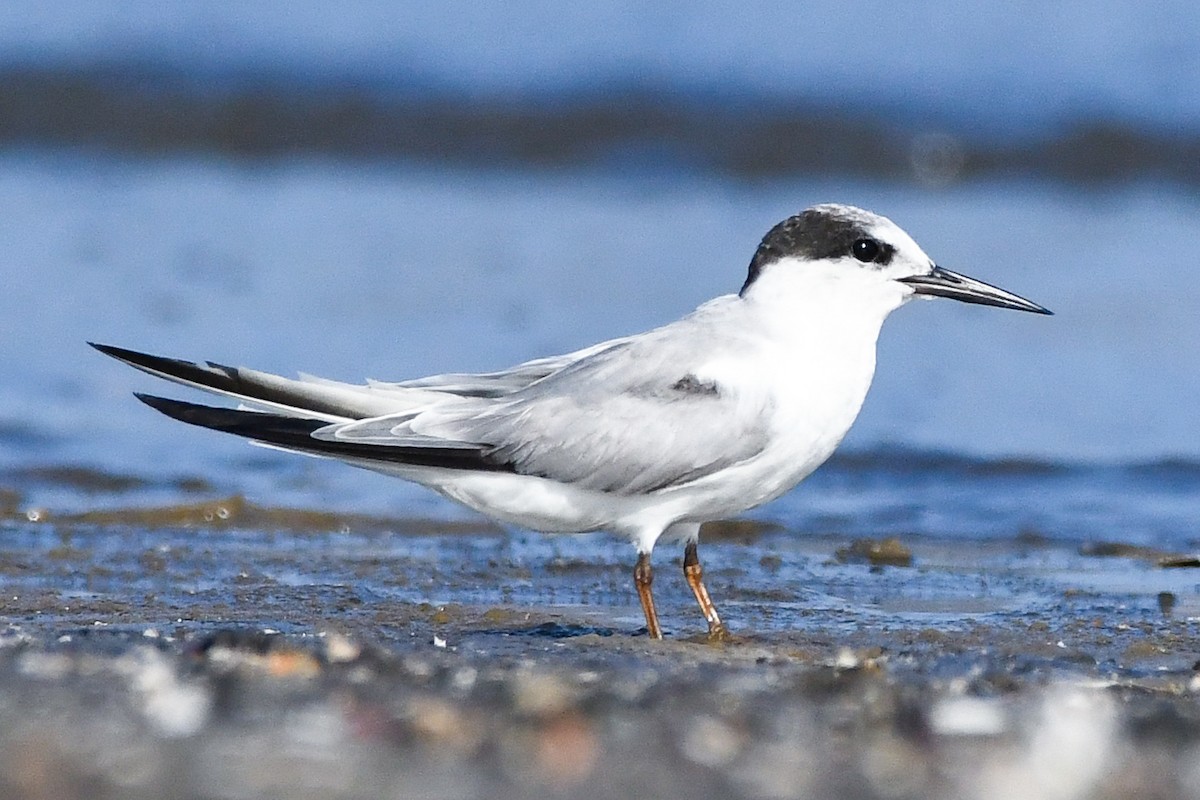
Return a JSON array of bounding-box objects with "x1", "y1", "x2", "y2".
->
[{"x1": 740, "y1": 206, "x2": 894, "y2": 295}]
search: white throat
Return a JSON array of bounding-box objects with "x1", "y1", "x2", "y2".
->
[{"x1": 741, "y1": 256, "x2": 910, "y2": 340}]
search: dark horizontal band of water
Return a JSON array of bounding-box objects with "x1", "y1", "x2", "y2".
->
[
  {"x1": 2, "y1": 64, "x2": 1197, "y2": 187},
  {"x1": 5, "y1": 444, "x2": 1200, "y2": 492}
]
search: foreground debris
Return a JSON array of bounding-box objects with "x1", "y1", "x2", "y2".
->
[{"x1": 2, "y1": 617, "x2": 1200, "y2": 800}]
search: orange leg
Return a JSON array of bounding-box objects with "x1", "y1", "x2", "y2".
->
[
  {"x1": 684, "y1": 541, "x2": 729, "y2": 640},
  {"x1": 634, "y1": 552, "x2": 663, "y2": 639}
]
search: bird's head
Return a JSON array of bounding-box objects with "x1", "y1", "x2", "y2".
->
[{"x1": 740, "y1": 204, "x2": 1051, "y2": 316}]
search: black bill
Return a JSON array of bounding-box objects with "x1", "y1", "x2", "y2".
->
[{"x1": 898, "y1": 266, "x2": 1052, "y2": 315}]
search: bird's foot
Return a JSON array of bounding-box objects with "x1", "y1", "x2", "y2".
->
[{"x1": 705, "y1": 622, "x2": 732, "y2": 643}]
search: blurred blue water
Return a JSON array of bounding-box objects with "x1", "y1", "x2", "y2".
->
[
  {"x1": 0, "y1": 2, "x2": 1196, "y2": 132},
  {"x1": 3, "y1": 154, "x2": 1193, "y2": 458}
]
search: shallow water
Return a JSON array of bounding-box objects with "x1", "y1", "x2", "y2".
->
[
  {"x1": 3, "y1": 464, "x2": 1198, "y2": 642},
  {"x1": 4, "y1": 156, "x2": 1200, "y2": 462}
]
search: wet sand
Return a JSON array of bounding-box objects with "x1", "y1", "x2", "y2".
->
[{"x1": 2, "y1": 489, "x2": 1200, "y2": 799}]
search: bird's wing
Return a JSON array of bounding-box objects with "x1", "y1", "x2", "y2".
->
[
  {"x1": 133, "y1": 393, "x2": 510, "y2": 471},
  {"x1": 91, "y1": 337, "x2": 632, "y2": 423},
  {"x1": 322, "y1": 324, "x2": 773, "y2": 495},
  {"x1": 89, "y1": 342, "x2": 444, "y2": 422},
  {"x1": 366, "y1": 336, "x2": 634, "y2": 397},
  {"x1": 97, "y1": 296, "x2": 766, "y2": 494}
]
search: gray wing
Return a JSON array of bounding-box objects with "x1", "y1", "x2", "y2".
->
[
  {"x1": 478, "y1": 385, "x2": 769, "y2": 494},
  {"x1": 91, "y1": 335, "x2": 635, "y2": 427},
  {"x1": 320, "y1": 330, "x2": 771, "y2": 495},
  {"x1": 368, "y1": 336, "x2": 635, "y2": 397}
]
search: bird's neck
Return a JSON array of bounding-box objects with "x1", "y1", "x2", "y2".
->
[
  {"x1": 741, "y1": 261, "x2": 907, "y2": 346},
  {"x1": 731, "y1": 263, "x2": 904, "y2": 487},
  {"x1": 735, "y1": 261, "x2": 904, "y2": 444}
]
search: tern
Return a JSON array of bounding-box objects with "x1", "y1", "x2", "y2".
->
[{"x1": 92, "y1": 204, "x2": 1050, "y2": 640}]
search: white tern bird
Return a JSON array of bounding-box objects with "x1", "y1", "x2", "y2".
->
[{"x1": 92, "y1": 203, "x2": 1050, "y2": 640}]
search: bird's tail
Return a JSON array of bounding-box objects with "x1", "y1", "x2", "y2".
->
[
  {"x1": 89, "y1": 342, "x2": 417, "y2": 423},
  {"x1": 131, "y1": 393, "x2": 510, "y2": 472}
]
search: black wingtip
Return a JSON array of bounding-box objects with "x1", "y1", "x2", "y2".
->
[
  {"x1": 90, "y1": 341, "x2": 147, "y2": 361},
  {"x1": 90, "y1": 341, "x2": 198, "y2": 374},
  {"x1": 90, "y1": 342, "x2": 250, "y2": 399},
  {"x1": 132, "y1": 392, "x2": 307, "y2": 438},
  {"x1": 92, "y1": 341, "x2": 386, "y2": 423},
  {"x1": 133, "y1": 391, "x2": 195, "y2": 421},
  {"x1": 133, "y1": 392, "x2": 235, "y2": 431},
  {"x1": 88, "y1": 341, "x2": 127, "y2": 358},
  {"x1": 130, "y1": 393, "x2": 514, "y2": 474}
]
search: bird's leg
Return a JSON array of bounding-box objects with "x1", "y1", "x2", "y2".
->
[
  {"x1": 683, "y1": 540, "x2": 729, "y2": 641},
  {"x1": 634, "y1": 552, "x2": 663, "y2": 639}
]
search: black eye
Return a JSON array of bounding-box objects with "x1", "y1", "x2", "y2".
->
[{"x1": 852, "y1": 238, "x2": 881, "y2": 263}]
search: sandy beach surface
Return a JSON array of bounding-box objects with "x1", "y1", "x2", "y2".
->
[{"x1": 3, "y1": 489, "x2": 1199, "y2": 800}]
